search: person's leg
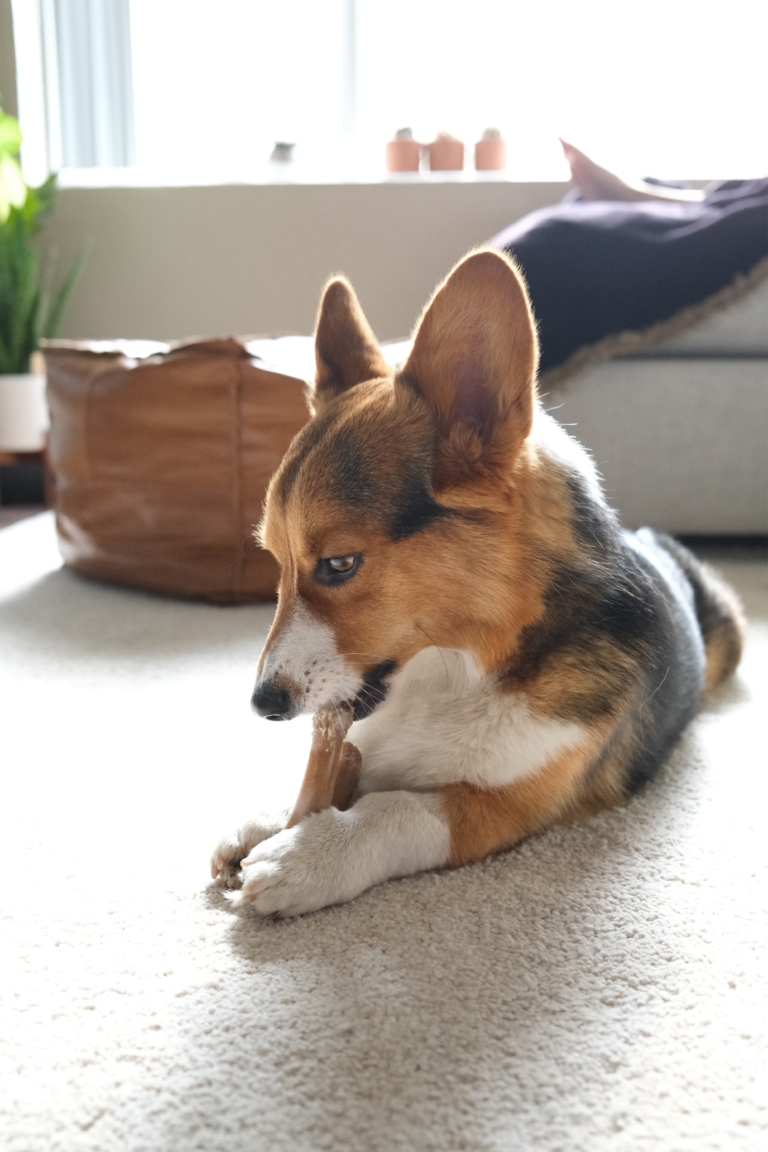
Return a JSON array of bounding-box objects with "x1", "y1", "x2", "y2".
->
[{"x1": 560, "y1": 139, "x2": 704, "y2": 203}]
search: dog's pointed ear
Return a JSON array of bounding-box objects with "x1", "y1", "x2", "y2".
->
[
  {"x1": 400, "y1": 250, "x2": 539, "y2": 495},
  {"x1": 311, "y1": 277, "x2": 390, "y2": 412}
]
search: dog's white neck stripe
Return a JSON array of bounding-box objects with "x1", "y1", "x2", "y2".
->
[{"x1": 352, "y1": 645, "x2": 586, "y2": 792}]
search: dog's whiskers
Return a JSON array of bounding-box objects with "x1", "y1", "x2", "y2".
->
[
  {"x1": 415, "y1": 624, "x2": 449, "y2": 684},
  {"x1": 336, "y1": 652, "x2": 392, "y2": 662}
]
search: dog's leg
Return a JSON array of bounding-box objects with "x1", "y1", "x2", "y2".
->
[
  {"x1": 236, "y1": 791, "x2": 450, "y2": 917},
  {"x1": 442, "y1": 744, "x2": 599, "y2": 866},
  {"x1": 232, "y1": 745, "x2": 597, "y2": 915}
]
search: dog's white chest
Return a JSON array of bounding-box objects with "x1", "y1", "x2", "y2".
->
[{"x1": 350, "y1": 647, "x2": 585, "y2": 793}]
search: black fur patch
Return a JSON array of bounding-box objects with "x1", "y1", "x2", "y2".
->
[
  {"x1": 651, "y1": 532, "x2": 737, "y2": 647},
  {"x1": 353, "y1": 659, "x2": 398, "y2": 720},
  {"x1": 503, "y1": 471, "x2": 704, "y2": 793},
  {"x1": 389, "y1": 456, "x2": 451, "y2": 541},
  {"x1": 503, "y1": 546, "x2": 660, "y2": 722},
  {"x1": 564, "y1": 475, "x2": 619, "y2": 551},
  {"x1": 390, "y1": 487, "x2": 450, "y2": 541},
  {"x1": 321, "y1": 423, "x2": 379, "y2": 512},
  {"x1": 276, "y1": 397, "x2": 451, "y2": 542},
  {"x1": 275, "y1": 406, "x2": 343, "y2": 506},
  {"x1": 616, "y1": 545, "x2": 703, "y2": 792}
]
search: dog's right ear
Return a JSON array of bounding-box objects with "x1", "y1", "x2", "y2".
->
[{"x1": 311, "y1": 277, "x2": 390, "y2": 413}]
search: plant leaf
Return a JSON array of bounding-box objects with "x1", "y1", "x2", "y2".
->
[
  {"x1": 27, "y1": 174, "x2": 57, "y2": 234},
  {"x1": 0, "y1": 155, "x2": 26, "y2": 223},
  {"x1": 0, "y1": 108, "x2": 23, "y2": 157},
  {"x1": 0, "y1": 133, "x2": 91, "y2": 371},
  {"x1": 41, "y1": 238, "x2": 92, "y2": 339}
]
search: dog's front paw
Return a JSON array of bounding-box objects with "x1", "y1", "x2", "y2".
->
[
  {"x1": 238, "y1": 815, "x2": 346, "y2": 917},
  {"x1": 210, "y1": 812, "x2": 289, "y2": 888},
  {"x1": 232, "y1": 792, "x2": 449, "y2": 916}
]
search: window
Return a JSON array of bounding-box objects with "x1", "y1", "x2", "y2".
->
[
  {"x1": 43, "y1": 0, "x2": 135, "y2": 169},
  {"x1": 12, "y1": 0, "x2": 768, "y2": 183},
  {"x1": 129, "y1": 0, "x2": 354, "y2": 178}
]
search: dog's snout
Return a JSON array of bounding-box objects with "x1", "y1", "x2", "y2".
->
[{"x1": 252, "y1": 681, "x2": 295, "y2": 720}]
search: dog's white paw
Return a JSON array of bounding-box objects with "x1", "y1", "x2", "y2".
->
[
  {"x1": 238, "y1": 813, "x2": 350, "y2": 917},
  {"x1": 210, "y1": 813, "x2": 289, "y2": 888},
  {"x1": 222, "y1": 792, "x2": 450, "y2": 916}
]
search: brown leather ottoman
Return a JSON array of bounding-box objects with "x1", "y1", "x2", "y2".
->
[{"x1": 44, "y1": 338, "x2": 309, "y2": 603}]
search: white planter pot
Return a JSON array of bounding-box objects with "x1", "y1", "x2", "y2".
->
[{"x1": 0, "y1": 373, "x2": 49, "y2": 452}]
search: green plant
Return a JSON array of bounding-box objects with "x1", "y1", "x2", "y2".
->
[{"x1": 0, "y1": 106, "x2": 89, "y2": 374}]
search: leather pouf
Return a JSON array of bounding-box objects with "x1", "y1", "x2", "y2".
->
[{"x1": 44, "y1": 339, "x2": 309, "y2": 603}]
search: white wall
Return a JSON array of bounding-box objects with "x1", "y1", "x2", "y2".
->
[{"x1": 40, "y1": 180, "x2": 566, "y2": 342}]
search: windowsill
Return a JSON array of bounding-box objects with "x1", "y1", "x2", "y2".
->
[
  {"x1": 54, "y1": 167, "x2": 717, "y2": 193},
  {"x1": 55, "y1": 165, "x2": 573, "y2": 190}
]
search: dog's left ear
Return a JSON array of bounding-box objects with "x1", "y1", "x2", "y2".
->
[
  {"x1": 311, "y1": 276, "x2": 390, "y2": 413},
  {"x1": 401, "y1": 249, "x2": 539, "y2": 496}
]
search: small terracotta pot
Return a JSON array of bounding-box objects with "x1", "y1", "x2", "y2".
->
[
  {"x1": 386, "y1": 140, "x2": 421, "y2": 172},
  {"x1": 428, "y1": 138, "x2": 464, "y2": 171},
  {"x1": 475, "y1": 138, "x2": 507, "y2": 171}
]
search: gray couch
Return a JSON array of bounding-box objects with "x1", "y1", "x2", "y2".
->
[{"x1": 543, "y1": 279, "x2": 768, "y2": 534}]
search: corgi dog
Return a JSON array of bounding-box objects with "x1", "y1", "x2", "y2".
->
[{"x1": 211, "y1": 249, "x2": 743, "y2": 917}]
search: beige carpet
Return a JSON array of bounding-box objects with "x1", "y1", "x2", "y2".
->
[{"x1": 1, "y1": 514, "x2": 766, "y2": 1152}]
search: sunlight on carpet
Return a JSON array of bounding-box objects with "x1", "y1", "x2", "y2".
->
[{"x1": 1, "y1": 514, "x2": 766, "y2": 1152}]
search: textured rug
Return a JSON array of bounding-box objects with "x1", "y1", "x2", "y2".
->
[{"x1": 1, "y1": 514, "x2": 766, "y2": 1152}]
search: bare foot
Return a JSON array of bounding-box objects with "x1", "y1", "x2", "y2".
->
[{"x1": 560, "y1": 139, "x2": 703, "y2": 203}]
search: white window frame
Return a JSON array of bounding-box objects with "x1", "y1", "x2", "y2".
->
[{"x1": 13, "y1": 0, "x2": 135, "y2": 180}]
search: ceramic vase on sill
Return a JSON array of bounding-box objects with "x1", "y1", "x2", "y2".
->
[
  {"x1": 475, "y1": 129, "x2": 507, "y2": 171},
  {"x1": 386, "y1": 128, "x2": 421, "y2": 172},
  {"x1": 428, "y1": 133, "x2": 464, "y2": 171},
  {"x1": 0, "y1": 354, "x2": 49, "y2": 452}
]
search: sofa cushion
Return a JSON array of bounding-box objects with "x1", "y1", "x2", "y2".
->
[
  {"x1": 492, "y1": 177, "x2": 768, "y2": 386},
  {"x1": 547, "y1": 358, "x2": 768, "y2": 534},
  {"x1": 629, "y1": 276, "x2": 768, "y2": 358}
]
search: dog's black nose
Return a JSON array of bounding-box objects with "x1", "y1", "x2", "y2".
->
[{"x1": 251, "y1": 681, "x2": 294, "y2": 720}]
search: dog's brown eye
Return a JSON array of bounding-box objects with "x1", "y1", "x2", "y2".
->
[
  {"x1": 313, "y1": 553, "x2": 362, "y2": 586},
  {"x1": 329, "y1": 555, "x2": 355, "y2": 572}
]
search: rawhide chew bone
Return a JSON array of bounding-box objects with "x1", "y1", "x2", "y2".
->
[{"x1": 285, "y1": 701, "x2": 358, "y2": 828}]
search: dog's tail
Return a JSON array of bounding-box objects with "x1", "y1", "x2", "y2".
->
[{"x1": 653, "y1": 533, "x2": 745, "y2": 692}]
